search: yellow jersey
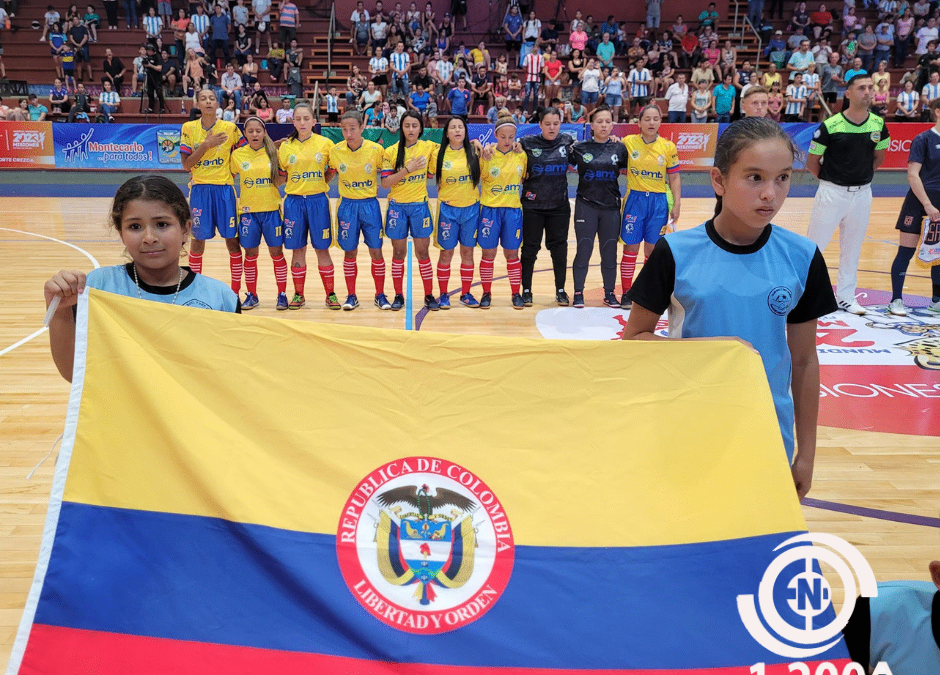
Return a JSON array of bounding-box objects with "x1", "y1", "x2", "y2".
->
[
  {"x1": 230, "y1": 145, "x2": 282, "y2": 215},
  {"x1": 329, "y1": 139, "x2": 385, "y2": 200},
  {"x1": 479, "y1": 149, "x2": 526, "y2": 209},
  {"x1": 623, "y1": 135, "x2": 680, "y2": 194},
  {"x1": 181, "y1": 119, "x2": 244, "y2": 186},
  {"x1": 278, "y1": 134, "x2": 334, "y2": 196},
  {"x1": 381, "y1": 139, "x2": 438, "y2": 204},
  {"x1": 437, "y1": 145, "x2": 480, "y2": 208}
]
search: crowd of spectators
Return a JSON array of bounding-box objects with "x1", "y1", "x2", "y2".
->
[{"x1": 6, "y1": 0, "x2": 940, "y2": 124}]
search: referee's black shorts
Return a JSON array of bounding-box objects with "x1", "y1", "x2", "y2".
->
[{"x1": 896, "y1": 188, "x2": 940, "y2": 233}]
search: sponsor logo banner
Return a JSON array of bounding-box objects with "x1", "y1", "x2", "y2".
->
[{"x1": 0, "y1": 122, "x2": 55, "y2": 167}]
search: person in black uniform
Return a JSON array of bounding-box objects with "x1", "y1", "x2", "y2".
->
[
  {"x1": 519, "y1": 106, "x2": 574, "y2": 306},
  {"x1": 569, "y1": 104, "x2": 630, "y2": 308},
  {"x1": 142, "y1": 43, "x2": 167, "y2": 114}
]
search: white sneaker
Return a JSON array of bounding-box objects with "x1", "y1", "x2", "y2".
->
[
  {"x1": 887, "y1": 298, "x2": 907, "y2": 316},
  {"x1": 927, "y1": 300, "x2": 940, "y2": 314},
  {"x1": 838, "y1": 299, "x2": 868, "y2": 315}
]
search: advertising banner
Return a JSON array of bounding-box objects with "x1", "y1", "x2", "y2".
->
[
  {"x1": 0, "y1": 122, "x2": 56, "y2": 167},
  {"x1": 53, "y1": 123, "x2": 183, "y2": 170},
  {"x1": 0, "y1": 121, "x2": 931, "y2": 172}
]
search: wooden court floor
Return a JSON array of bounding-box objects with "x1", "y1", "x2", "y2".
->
[{"x1": 1, "y1": 194, "x2": 938, "y2": 664}]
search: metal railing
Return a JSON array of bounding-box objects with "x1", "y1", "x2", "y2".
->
[
  {"x1": 730, "y1": 0, "x2": 763, "y2": 71},
  {"x1": 326, "y1": 1, "x2": 336, "y2": 87}
]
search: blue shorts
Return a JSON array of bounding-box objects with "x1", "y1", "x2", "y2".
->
[
  {"x1": 283, "y1": 193, "x2": 332, "y2": 250},
  {"x1": 238, "y1": 210, "x2": 283, "y2": 249},
  {"x1": 436, "y1": 202, "x2": 479, "y2": 249},
  {"x1": 604, "y1": 94, "x2": 623, "y2": 106},
  {"x1": 385, "y1": 200, "x2": 433, "y2": 240},
  {"x1": 190, "y1": 183, "x2": 238, "y2": 240},
  {"x1": 478, "y1": 205, "x2": 522, "y2": 250},
  {"x1": 581, "y1": 91, "x2": 599, "y2": 104},
  {"x1": 336, "y1": 196, "x2": 383, "y2": 251},
  {"x1": 621, "y1": 190, "x2": 669, "y2": 245}
]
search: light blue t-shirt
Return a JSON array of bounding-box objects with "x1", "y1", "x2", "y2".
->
[
  {"x1": 86, "y1": 264, "x2": 240, "y2": 312},
  {"x1": 627, "y1": 221, "x2": 837, "y2": 460},
  {"x1": 869, "y1": 581, "x2": 940, "y2": 673},
  {"x1": 713, "y1": 84, "x2": 736, "y2": 114}
]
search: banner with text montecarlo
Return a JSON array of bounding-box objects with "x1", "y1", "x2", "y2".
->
[{"x1": 46, "y1": 123, "x2": 295, "y2": 171}]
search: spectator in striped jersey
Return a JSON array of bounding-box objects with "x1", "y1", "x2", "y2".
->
[
  {"x1": 922, "y1": 70, "x2": 940, "y2": 120},
  {"x1": 784, "y1": 72, "x2": 808, "y2": 121},
  {"x1": 896, "y1": 80, "x2": 919, "y2": 120}
]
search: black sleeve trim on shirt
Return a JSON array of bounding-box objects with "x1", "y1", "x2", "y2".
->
[
  {"x1": 932, "y1": 590, "x2": 940, "y2": 653},
  {"x1": 787, "y1": 248, "x2": 838, "y2": 324},
  {"x1": 123, "y1": 263, "x2": 197, "y2": 294},
  {"x1": 626, "y1": 237, "x2": 675, "y2": 315},
  {"x1": 840, "y1": 596, "x2": 871, "y2": 672}
]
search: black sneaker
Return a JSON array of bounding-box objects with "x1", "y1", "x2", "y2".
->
[
  {"x1": 620, "y1": 293, "x2": 632, "y2": 310},
  {"x1": 556, "y1": 289, "x2": 570, "y2": 306},
  {"x1": 521, "y1": 289, "x2": 533, "y2": 306},
  {"x1": 391, "y1": 293, "x2": 405, "y2": 311},
  {"x1": 603, "y1": 290, "x2": 619, "y2": 308},
  {"x1": 479, "y1": 292, "x2": 492, "y2": 309},
  {"x1": 511, "y1": 293, "x2": 525, "y2": 309},
  {"x1": 572, "y1": 292, "x2": 585, "y2": 308},
  {"x1": 424, "y1": 293, "x2": 440, "y2": 311}
]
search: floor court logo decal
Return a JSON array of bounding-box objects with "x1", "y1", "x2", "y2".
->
[{"x1": 535, "y1": 289, "x2": 940, "y2": 436}]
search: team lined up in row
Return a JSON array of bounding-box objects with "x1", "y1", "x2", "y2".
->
[{"x1": 180, "y1": 87, "x2": 681, "y2": 311}]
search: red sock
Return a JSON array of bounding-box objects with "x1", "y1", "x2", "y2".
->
[
  {"x1": 507, "y1": 258, "x2": 522, "y2": 294},
  {"x1": 460, "y1": 264, "x2": 474, "y2": 295},
  {"x1": 291, "y1": 265, "x2": 307, "y2": 295},
  {"x1": 372, "y1": 259, "x2": 386, "y2": 294},
  {"x1": 418, "y1": 258, "x2": 433, "y2": 296},
  {"x1": 437, "y1": 262, "x2": 451, "y2": 295},
  {"x1": 318, "y1": 264, "x2": 335, "y2": 294},
  {"x1": 229, "y1": 251, "x2": 243, "y2": 293},
  {"x1": 188, "y1": 252, "x2": 203, "y2": 274},
  {"x1": 343, "y1": 259, "x2": 357, "y2": 295},
  {"x1": 621, "y1": 251, "x2": 638, "y2": 293},
  {"x1": 392, "y1": 258, "x2": 405, "y2": 295},
  {"x1": 480, "y1": 258, "x2": 494, "y2": 294},
  {"x1": 272, "y1": 255, "x2": 287, "y2": 294},
  {"x1": 244, "y1": 255, "x2": 258, "y2": 294}
]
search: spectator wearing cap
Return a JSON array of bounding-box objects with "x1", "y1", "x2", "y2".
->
[{"x1": 764, "y1": 29, "x2": 787, "y2": 59}]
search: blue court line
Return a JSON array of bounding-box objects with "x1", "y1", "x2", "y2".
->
[
  {"x1": 405, "y1": 238, "x2": 413, "y2": 330},
  {"x1": 803, "y1": 499, "x2": 940, "y2": 528}
]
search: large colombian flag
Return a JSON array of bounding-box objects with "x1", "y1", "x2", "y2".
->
[{"x1": 9, "y1": 290, "x2": 849, "y2": 674}]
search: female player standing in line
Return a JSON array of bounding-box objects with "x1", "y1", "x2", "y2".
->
[
  {"x1": 569, "y1": 104, "x2": 631, "y2": 308},
  {"x1": 622, "y1": 117, "x2": 837, "y2": 501},
  {"x1": 44, "y1": 175, "x2": 240, "y2": 382},
  {"x1": 619, "y1": 103, "x2": 681, "y2": 309},
  {"x1": 518, "y1": 106, "x2": 575, "y2": 307},
  {"x1": 180, "y1": 87, "x2": 245, "y2": 292},
  {"x1": 380, "y1": 110, "x2": 439, "y2": 311},
  {"x1": 330, "y1": 109, "x2": 392, "y2": 311},
  {"x1": 477, "y1": 112, "x2": 527, "y2": 309},
  {"x1": 277, "y1": 100, "x2": 338, "y2": 310},
  {"x1": 887, "y1": 97, "x2": 940, "y2": 316},
  {"x1": 434, "y1": 116, "x2": 482, "y2": 308},
  {"x1": 229, "y1": 116, "x2": 289, "y2": 310}
]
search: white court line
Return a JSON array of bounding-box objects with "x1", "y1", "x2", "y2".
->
[{"x1": 0, "y1": 227, "x2": 99, "y2": 357}]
